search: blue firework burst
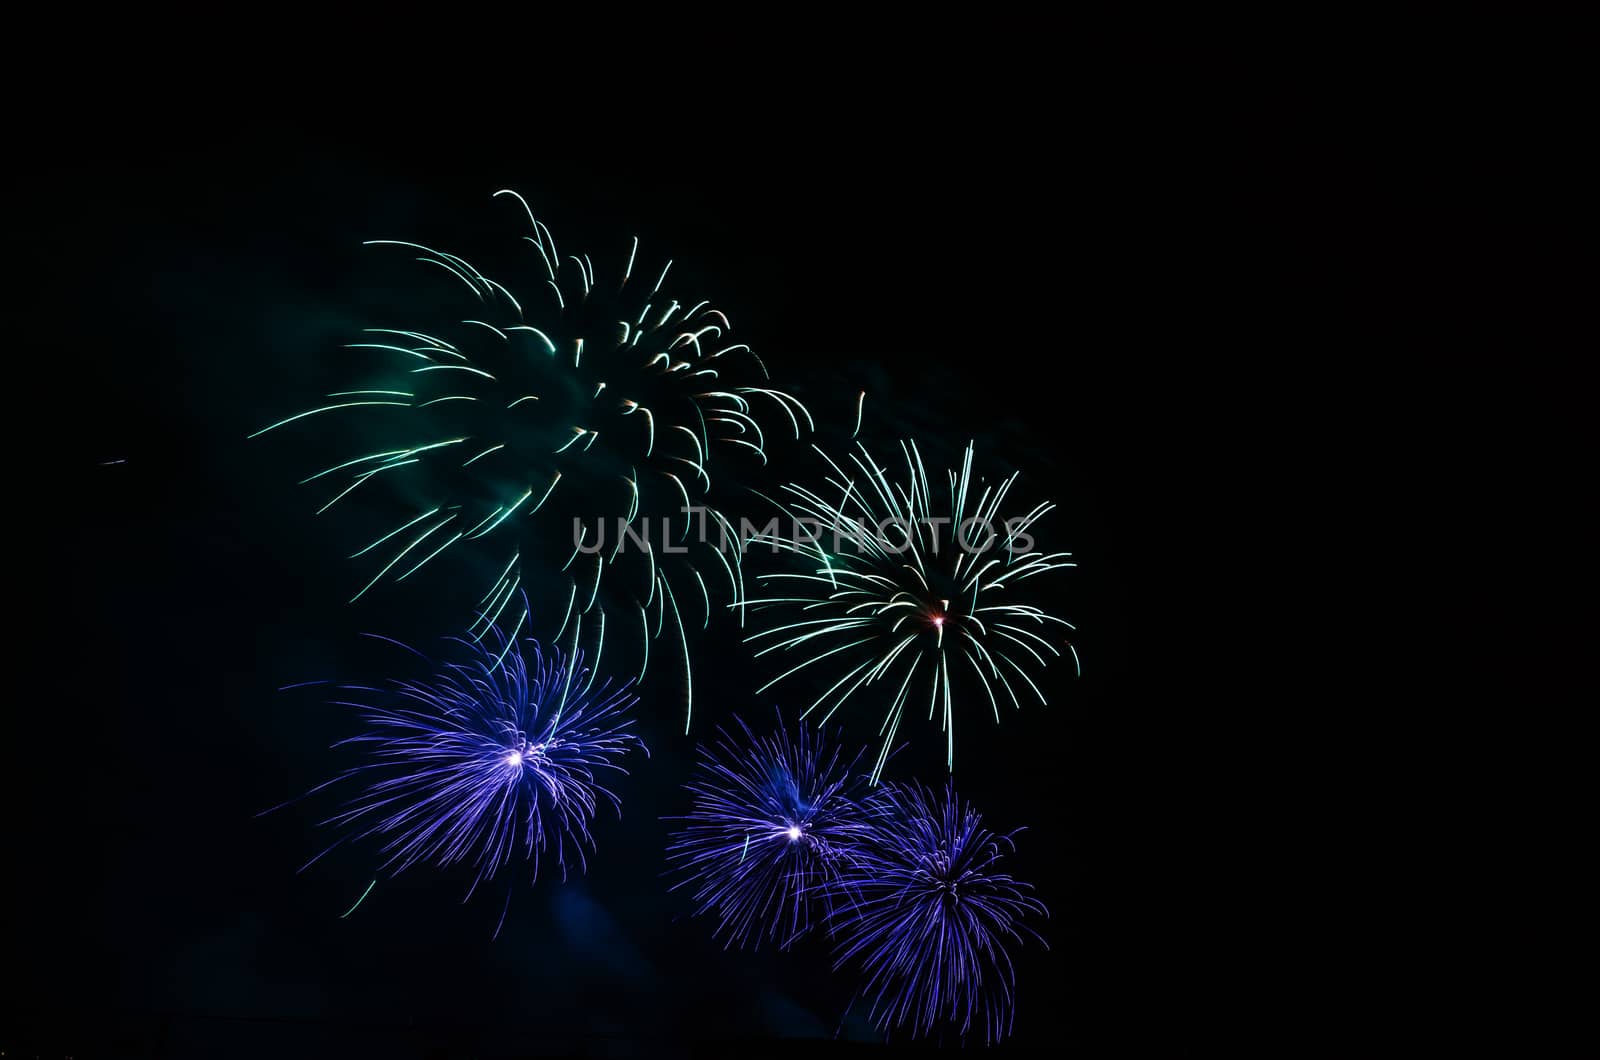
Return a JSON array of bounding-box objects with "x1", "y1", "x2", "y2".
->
[
  {"x1": 298, "y1": 620, "x2": 646, "y2": 924},
  {"x1": 828, "y1": 780, "x2": 1047, "y2": 1042},
  {"x1": 666, "y1": 712, "x2": 871, "y2": 949}
]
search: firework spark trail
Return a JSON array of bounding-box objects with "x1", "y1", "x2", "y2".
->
[
  {"x1": 665, "y1": 712, "x2": 873, "y2": 950},
  {"x1": 252, "y1": 191, "x2": 814, "y2": 728},
  {"x1": 743, "y1": 441, "x2": 1077, "y2": 775},
  {"x1": 827, "y1": 780, "x2": 1047, "y2": 1043},
  {"x1": 283, "y1": 611, "x2": 646, "y2": 933}
]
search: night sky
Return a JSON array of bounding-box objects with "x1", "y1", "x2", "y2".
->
[{"x1": 3, "y1": 70, "x2": 1370, "y2": 1056}]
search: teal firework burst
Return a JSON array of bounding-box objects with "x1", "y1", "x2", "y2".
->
[
  {"x1": 252, "y1": 192, "x2": 812, "y2": 730},
  {"x1": 744, "y1": 442, "x2": 1077, "y2": 776}
]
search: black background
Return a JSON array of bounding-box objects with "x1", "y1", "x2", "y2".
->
[
  {"x1": 6, "y1": 62, "x2": 1288, "y2": 1057},
  {"x1": 9, "y1": 30, "x2": 1570, "y2": 1058}
]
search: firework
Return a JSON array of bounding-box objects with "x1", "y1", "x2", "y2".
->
[
  {"x1": 828, "y1": 780, "x2": 1047, "y2": 1043},
  {"x1": 666, "y1": 712, "x2": 871, "y2": 949},
  {"x1": 252, "y1": 191, "x2": 813, "y2": 730},
  {"x1": 745, "y1": 440, "x2": 1077, "y2": 775},
  {"x1": 294, "y1": 617, "x2": 645, "y2": 931}
]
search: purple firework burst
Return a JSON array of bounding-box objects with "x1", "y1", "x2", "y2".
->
[
  {"x1": 300, "y1": 624, "x2": 645, "y2": 917},
  {"x1": 666, "y1": 712, "x2": 870, "y2": 949},
  {"x1": 828, "y1": 780, "x2": 1047, "y2": 1043}
]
